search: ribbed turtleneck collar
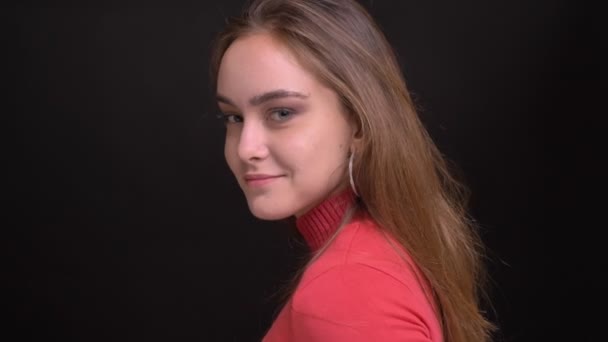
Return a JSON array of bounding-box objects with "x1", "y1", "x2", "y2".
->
[{"x1": 295, "y1": 187, "x2": 357, "y2": 252}]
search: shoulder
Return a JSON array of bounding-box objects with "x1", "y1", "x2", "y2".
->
[
  {"x1": 293, "y1": 262, "x2": 430, "y2": 318},
  {"x1": 301, "y1": 212, "x2": 427, "y2": 290},
  {"x1": 289, "y1": 262, "x2": 440, "y2": 341},
  {"x1": 288, "y1": 214, "x2": 442, "y2": 341}
]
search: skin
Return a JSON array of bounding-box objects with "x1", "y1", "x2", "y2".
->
[{"x1": 216, "y1": 32, "x2": 356, "y2": 220}]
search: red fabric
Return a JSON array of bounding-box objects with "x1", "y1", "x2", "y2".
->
[{"x1": 263, "y1": 188, "x2": 443, "y2": 341}]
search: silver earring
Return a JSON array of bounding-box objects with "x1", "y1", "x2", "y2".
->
[{"x1": 349, "y1": 152, "x2": 359, "y2": 197}]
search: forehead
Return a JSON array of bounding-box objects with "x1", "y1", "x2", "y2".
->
[{"x1": 216, "y1": 33, "x2": 317, "y2": 103}]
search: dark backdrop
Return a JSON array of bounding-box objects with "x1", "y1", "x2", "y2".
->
[{"x1": 6, "y1": 1, "x2": 597, "y2": 341}]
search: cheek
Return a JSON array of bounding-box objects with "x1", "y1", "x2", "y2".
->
[
  {"x1": 280, "y1": 132, "x2": 315, "y2": 171},
  {"x1": 310, "y1": 125, "x2": 350, "y2": 172}
]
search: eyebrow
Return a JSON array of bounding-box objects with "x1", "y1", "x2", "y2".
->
[{"x1": 216, "y1": 89, "x2": 309, "y2": 107}]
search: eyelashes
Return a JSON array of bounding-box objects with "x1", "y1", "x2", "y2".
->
[
  {"x1": 268, "y1": 108, "x2": 295, "y2": 122},
  {"x1": 216, "y1": 113, "x2": 243, "y2": 124},
  {"x1": 216, "y1": 108, "x2": 296, "y2": 125}
]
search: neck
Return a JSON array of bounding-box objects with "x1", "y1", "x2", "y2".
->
[{"x1": 295, "y1": 187, "x2": 357, "y2": 251}]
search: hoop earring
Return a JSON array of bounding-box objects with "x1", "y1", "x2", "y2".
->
[{"x1": 349, "y1": 152, "x2": 359, "y2": 197}]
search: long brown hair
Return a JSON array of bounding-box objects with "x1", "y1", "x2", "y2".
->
[{"x1": 210, "y1": 0, "x2": 494, "y2": 341}]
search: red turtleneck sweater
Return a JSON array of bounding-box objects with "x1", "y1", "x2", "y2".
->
[{"x1": 262, "y1": 188, "x2": 443, "y2": 341}]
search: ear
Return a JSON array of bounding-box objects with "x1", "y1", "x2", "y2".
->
[
  {"x1": 350, "y1": 135, "x2": 363, "y2": 155},
  {"x1": 350, "y1": 129, "x2": 363, "y2": 152},
  {"x1": 348, "y1": 112, "x2": 363, "y2": 153}
]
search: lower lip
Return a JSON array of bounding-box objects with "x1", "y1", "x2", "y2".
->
[{"x1": 245, "y1": 176, "x2": 283, "y2": 187}]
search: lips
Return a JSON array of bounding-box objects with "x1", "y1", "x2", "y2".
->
[
  {"x1": 244, "y1": 174, "x2": 282, "y2": 181},
  {"x1": 243, "y1": 174, "x2": 284, "y2": 187}
]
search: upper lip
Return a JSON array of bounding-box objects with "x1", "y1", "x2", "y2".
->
[{"x1": 244, "y1": 174, "x2": 283, "y2": 181}]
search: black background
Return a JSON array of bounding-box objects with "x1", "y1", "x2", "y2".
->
[{"x1": 5, "y1": 1, "x2": 598, "y2": 341}]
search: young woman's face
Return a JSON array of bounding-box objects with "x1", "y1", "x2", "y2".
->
[{"x1": 216, "y1": 33, "x2": 355, "y2": 220}]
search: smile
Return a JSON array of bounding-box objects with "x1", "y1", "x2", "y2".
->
[{"x1": 244, "y1": 175, "x2": 284, "y2": 187}]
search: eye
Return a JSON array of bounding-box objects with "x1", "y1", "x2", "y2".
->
[
  {"x1": 268, "y1": 108, "x2": 294, "y2": 122},
  {"x1": 216, "y1": 113, "x2": 243, "y2": 124}
]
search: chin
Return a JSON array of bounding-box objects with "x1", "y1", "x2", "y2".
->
[
  {"x1": 249, "y1": 207, "x2": 293, "y2": 221},
  {"x1": 247, "y1": 199, "x2": 295, "y2": 221}
]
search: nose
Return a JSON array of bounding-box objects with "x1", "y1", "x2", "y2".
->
[{"x1": 237, "y1": 120, "x2": 269, "y2": 162}]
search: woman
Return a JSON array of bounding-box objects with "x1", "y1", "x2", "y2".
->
[{"x1": 210, "y1": 0, "x2": 494, "y2": 341}]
